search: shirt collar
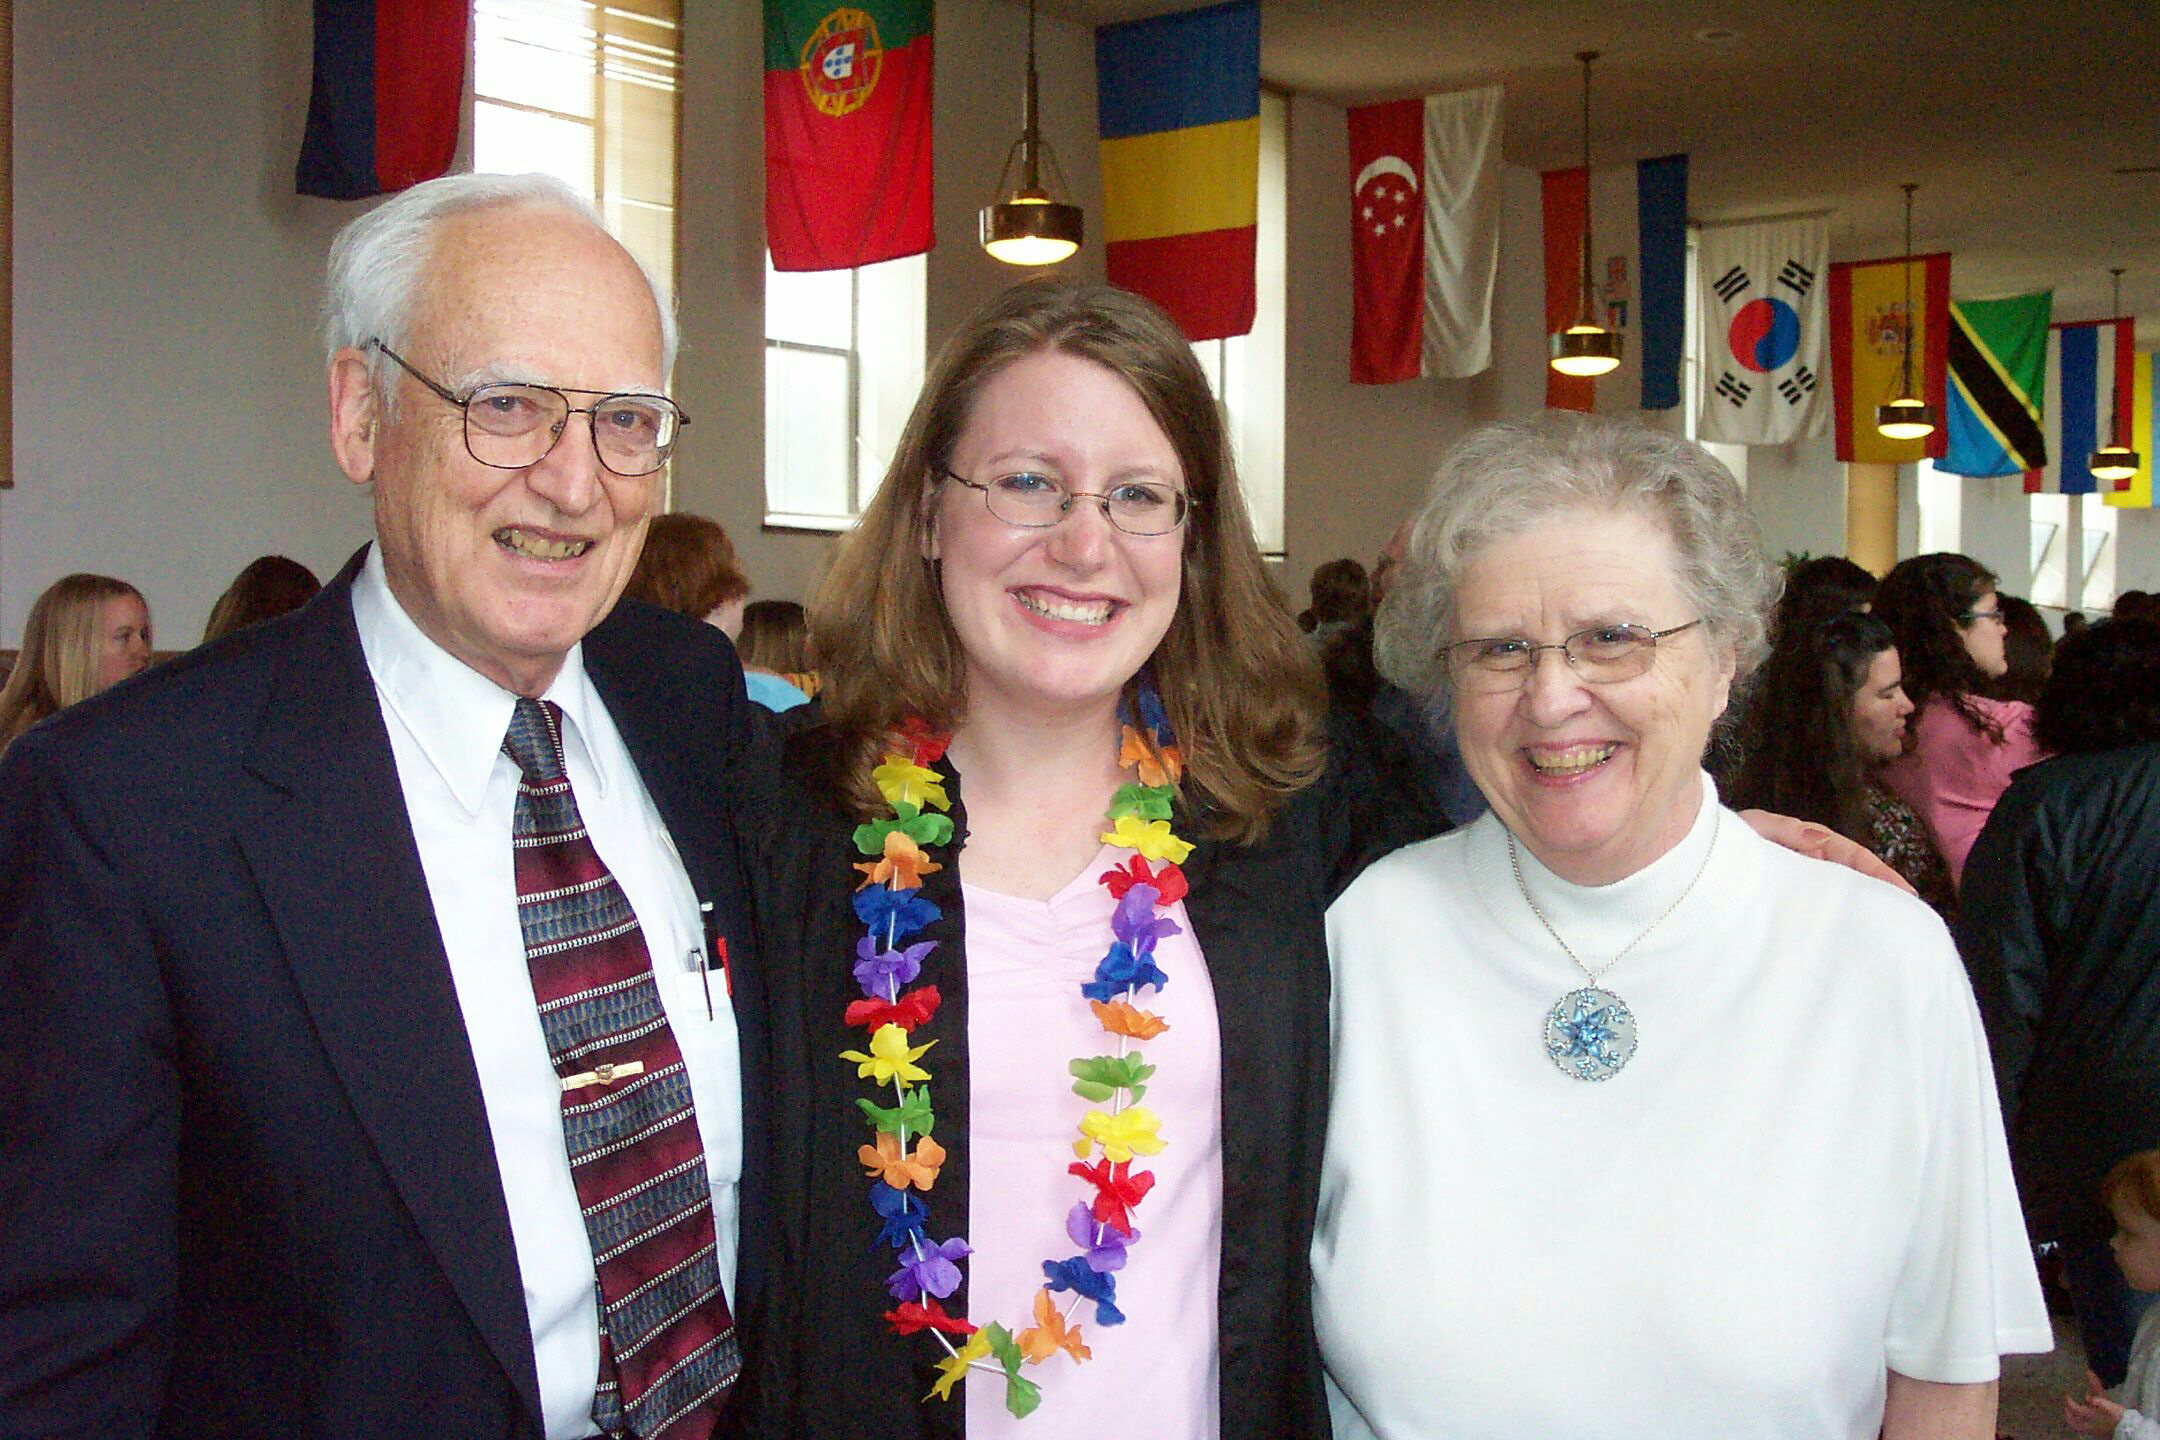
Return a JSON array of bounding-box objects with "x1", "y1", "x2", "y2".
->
[{"x1": 351, "y1": 545, "x2": 610, "y2": 816}]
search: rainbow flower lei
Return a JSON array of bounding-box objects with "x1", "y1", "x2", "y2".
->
[{"x1": 843, "y1": 690, "x2": 1194, "y2": 1419}]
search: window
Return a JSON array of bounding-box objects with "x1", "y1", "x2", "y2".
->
[
  {"x1": 2084, "y1": 497, "x2": 2119, "y2": 613},
  {"x1": 1190, "y1": 88, "x2": 1287, "y2": 556},
  {"x1": 763, "y1": 252, "x2": 925, "y2": 530},
  {"x1": 2029, "y1": 492, "x2": 2068, "y2": 609},
  {"x1": 471, "y1": 0, "x2": 682, "y2": 298},
  {"x1": 1679, "y1": 231, "x2": 1747, "y2": 485},
  {"x1": 1915, "y1": 458, "x2": 1962, "y2": 555}
]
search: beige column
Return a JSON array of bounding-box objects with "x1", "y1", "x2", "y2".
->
[{"x1": 1845, "y1": 461, "x2": 1898, "y2": 574}]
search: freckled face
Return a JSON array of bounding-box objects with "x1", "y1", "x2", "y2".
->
[
  {"x1": 1849, "y1": 646, "x2": 1915, "y2": 765},
  {"x1": 95, "y1": 593, "x2": 153, "y2": 691},
  {"x1": 363, "y1": 206, "x2": 667, "y2": 696},
  {"x1": 1450, "y1": 508, "x2": 1735, "y2": 886},
  {"x1": 928, "y1": 350, "x2": 1187, "y2": 725}
]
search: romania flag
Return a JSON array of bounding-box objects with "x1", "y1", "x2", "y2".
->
[
  {"x1": 2102, "y1": 351, "x2": 2155, "y2": 510},
  {"x1": 1096, "y1": 0, "x2": 1259, "y2": 342}
]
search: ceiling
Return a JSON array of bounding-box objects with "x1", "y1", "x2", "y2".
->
[{"x1": 1042, "y1": 1, "x2": 2160, "y2": 337}]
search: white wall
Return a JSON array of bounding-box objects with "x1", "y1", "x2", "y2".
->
[{"x1": 6, "y1": 0, "x2": 375, "y2": 645}]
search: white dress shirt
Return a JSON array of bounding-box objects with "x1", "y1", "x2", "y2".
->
[{"x1": 353, "y1": 548, "x2": 742, "y2": 1440}]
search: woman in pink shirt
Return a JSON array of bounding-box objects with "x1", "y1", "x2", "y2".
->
[{"x1": 1875, "y1": 554, "x2": 2048, "y2": 889}]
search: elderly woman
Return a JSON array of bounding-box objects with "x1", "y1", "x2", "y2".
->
[{"x1": 1312, "y1": 415, "x2": 2048, "y2": 1438}]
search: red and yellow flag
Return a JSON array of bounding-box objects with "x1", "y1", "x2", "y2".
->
[{"x1": 1828, "y1": 252, "x2": 1951, "y2": 463}]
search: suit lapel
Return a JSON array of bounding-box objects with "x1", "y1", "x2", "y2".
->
[{"x1": 234, "y1": 567, "x2": 546, "y2": 1429}]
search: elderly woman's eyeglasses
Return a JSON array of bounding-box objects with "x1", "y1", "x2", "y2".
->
[
  {"x1": 944, "y1": 470, "x2": 1193, "y2": 536},
  {"x1": 1446, "y1": 620, "x2": 1704, "y2": 692},
  {"x1": 371, "y1": 340, "x2": 687, "y2": 478}
]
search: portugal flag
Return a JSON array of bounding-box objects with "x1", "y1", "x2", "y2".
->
[{"x1": 765, "y1": 2, "x2": 933, "y2": 271}]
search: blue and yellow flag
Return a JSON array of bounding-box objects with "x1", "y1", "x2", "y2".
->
[{"x1": 1096, "y1": 0, "x2": 1259, "y2": 342}]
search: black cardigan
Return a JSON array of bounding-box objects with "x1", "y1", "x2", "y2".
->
[{"x1": 728, "y1": 714, "x2": 1445, "y2": 1439}]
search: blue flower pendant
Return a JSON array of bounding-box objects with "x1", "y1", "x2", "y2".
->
[{"x1": 1545, "y1": 986, "x2": 1637, "y2": 1082}]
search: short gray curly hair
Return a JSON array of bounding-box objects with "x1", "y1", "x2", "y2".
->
[{"x1": 1374, "y1": 412, "x2": 1781, "y2": 707}]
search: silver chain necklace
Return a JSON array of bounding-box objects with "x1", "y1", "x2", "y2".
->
[{"x1": 1508, "y1": 807, "x2": 1720, "y2": 1082}]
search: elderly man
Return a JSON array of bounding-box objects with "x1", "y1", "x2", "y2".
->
[{"x1": 0, "y1": 174, "x2": 762, "y2": 1439}]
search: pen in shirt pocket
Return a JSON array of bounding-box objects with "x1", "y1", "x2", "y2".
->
[{"x1": 686, "y1": 899, "x2": 733, "y2": 1017}]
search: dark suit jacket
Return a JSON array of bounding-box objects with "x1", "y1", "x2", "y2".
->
[{"x1": 0, "y1": 553, "x2": 770, "y2": 1439}]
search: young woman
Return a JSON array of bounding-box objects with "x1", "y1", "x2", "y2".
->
[
  {"x1": 0, "y1": 573, "x2": 153, "y2": 753},
  {"x1": 1730, "y1": 611, "x2": 1954, "y2": 918},
  {"x1": 1873, "y1": 553, "x2": 2046, "y2": 889}
]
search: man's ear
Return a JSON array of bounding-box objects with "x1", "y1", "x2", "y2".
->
[{"x1": 327, "y1": 347, "x2": 381, "y2": 486}]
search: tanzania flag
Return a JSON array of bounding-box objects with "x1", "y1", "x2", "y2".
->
[
  {"x1": 765, "y1": 1, "x2": 933, "y2": 271},
  {"x1": 1097, "y1": 0, "x2": 1260, "y2": 342},
  {"x1": 1828, "y1": 251, "x2": 1952, "y2": 463},
  {"x1": 296, "y1": 0, "x2": 467, "y2": 200},
  {"x1": 2103, "y1": 351, "x2": 2154, "y2": 511},
  {"x1": 1940, "y1": 291, "x2": 2050, "y2": 478}
]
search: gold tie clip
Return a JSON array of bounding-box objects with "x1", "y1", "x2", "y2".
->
[{"x1": 560, "y1": 1059, "x2": 644, "y2": 1093}]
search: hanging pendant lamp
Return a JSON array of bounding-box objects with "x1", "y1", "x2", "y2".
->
[
  {"x1": 1875, "y1": 182, "x2": 1938, "y2": 440},
  {"x1": 980, "y1": 0, "x2": 1082, "y2": 266},
  {"x1": 2090, "y1": 268, "x2": 2141, "y2": 483},
  {"x1": 1551, "y1": 49, "x2": 1622, "y2": 378}
]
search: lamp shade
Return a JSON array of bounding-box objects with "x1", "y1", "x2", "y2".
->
[
  {"x1": 980, "y1": 193, "x2": 1082, "y2": 266},
  {"x1": 1550, "y1": 323, "x2": 1623, "y2": 377},
  {"x1": 2091, "y1": 444, "x2": 2142, "y2": 483},
  {"x1": 1875, "y1": 394, "x2": 1939, "y2": 441}
]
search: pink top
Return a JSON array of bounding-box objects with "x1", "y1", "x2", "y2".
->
[
  {"x1": 1878, "y1": 694, "x2": 2047, "y2": 890},
  {"x1": 962, "y1": 846, "x2": 1222, "y2": 1439}
]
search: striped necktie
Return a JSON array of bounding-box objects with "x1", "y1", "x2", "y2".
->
[{"x1": 503, "y1": 697, "x2": 739, "y2": 1438}]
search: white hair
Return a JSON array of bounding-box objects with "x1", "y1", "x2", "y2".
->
[
  {"x1": 1375, "y1": 412, "x2": 1782, "y2": 709},
  {"x1": 321, "y1": 172, "x2": 679, "y2": 402}
]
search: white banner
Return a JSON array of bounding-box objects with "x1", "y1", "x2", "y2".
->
[
  {"x1": 1419, "y1": 85, "x2": 1502, "y2": 379},
  {"x1": 1696, "y1": 216, "x2": 1829, "y2": 445}
]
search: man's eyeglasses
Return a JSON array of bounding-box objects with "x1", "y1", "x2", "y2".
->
[
  {"x1": 372, "y1": 340, "x2": 686, "y2": 478},
  {"x1": 1445, "y1": 620, "x2": 1704, "y2": 694},
  {"x1": 943, "y1": 469, "x2": 1193, "y2": 537}
]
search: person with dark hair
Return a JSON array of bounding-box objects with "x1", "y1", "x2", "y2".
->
[
  {"x1": 2064, "y1": 610, "x2": 2093, "y2": 634},
  {"x1": 1307, "y1": 558, "x2": 1373, "y2": 633},
  {"x1": 626, "y1": 513, "x2": 808, "y2": 710},
  {"x1": 2115, "y1": 591, "x2": 2159, "y2": 625},
  {"x1": 0, "y1": 573, "x2": 152, "y2": 754},
  {"x1": 1706, "y1": 553, "x2": 1873, "y2": 792},
  {"x1": 1775, "y1": 555, "x2": 1878, "y2": 637},
  {"x1": 200, "y1": 555, "x2": 322, "y2": 644},
  {"x1": 1961, "y1": 617, "x2": 2160, "y2": 1389},
  {"x1": 1987, "y1": 593, "x2": 2053, "y2": 705},
  {"x1": 1874, "y1": 552, "x2": 2048, "y2": 888},
  {"x1": 1729, "y1": 611, "x2": 1954, "y2": 919}
]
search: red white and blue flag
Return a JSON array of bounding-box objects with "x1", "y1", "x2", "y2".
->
[
  {"x1": 296, "y1": 0, "x2": 468, "y2": 200},
  {"x1": 2026, "y1": 318, "x2": 2137, "y2": 494}
]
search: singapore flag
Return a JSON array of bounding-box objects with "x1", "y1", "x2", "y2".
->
[{"x1": 1347, "y1": 85, "x2": 1502, "y2": 383}]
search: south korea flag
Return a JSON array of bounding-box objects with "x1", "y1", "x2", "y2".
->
[{"x1": 1696, "y1": 216, "x2": 1829, "y2": 445}]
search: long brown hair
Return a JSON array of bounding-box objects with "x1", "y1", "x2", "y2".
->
[
  {"x1": 0, "y1": 574, "x2": 147, "y2": 751},
  {"x1": 809, "y1": 277, "x2": 1325, "y2": 842}
]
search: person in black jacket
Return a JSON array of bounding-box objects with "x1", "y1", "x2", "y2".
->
[{"x1": 1960, "y1": 617, "x2": 2160, "y2": 1386}]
